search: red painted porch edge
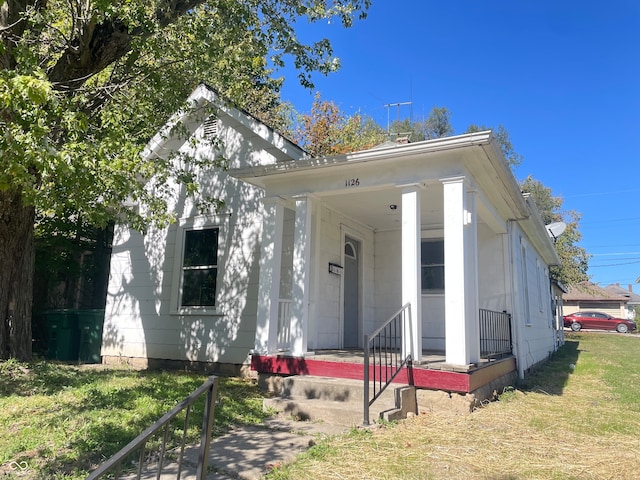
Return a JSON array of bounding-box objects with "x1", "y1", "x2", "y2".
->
[{"x1": 251, "y1": 354, "x2": 472, "y2": 393}]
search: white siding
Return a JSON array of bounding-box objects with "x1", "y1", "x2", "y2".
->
[
  {"x1": 313, "y1": 204, "x2": 374, "y2": 349},
  {"x1": 103, "y1": 118, "x2": 267, "y2": 365},
  {"x1": 510, "y1": 224, "x2": 556, "y2": 376}
]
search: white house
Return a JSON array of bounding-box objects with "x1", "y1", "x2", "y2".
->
[{"x1": 102, "y1": 84, "x2": 562, "y2": 396}]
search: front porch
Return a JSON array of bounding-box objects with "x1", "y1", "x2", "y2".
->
[
  {"x1": 251, "y1": 349, "x2": 516, "y2": 394},
  {"x1": 253, "y1": 306, "x2": 515, "y2": 395}
]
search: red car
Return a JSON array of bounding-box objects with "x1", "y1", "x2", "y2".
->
[{"x1": 563, "y1": 311, "x2": 637, "y2": 333}]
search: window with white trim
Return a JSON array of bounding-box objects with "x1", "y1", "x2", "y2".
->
[
  {"x1": 180, "y1": 227, "x2": 219, "y2": 307},
  {"x1": 421, "y1": 239, "x2": 444, "y2": 293}
]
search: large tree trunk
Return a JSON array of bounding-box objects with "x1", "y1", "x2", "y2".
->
[{"x1": 0, "y1": 188, "x2": 35, "y2": 360}]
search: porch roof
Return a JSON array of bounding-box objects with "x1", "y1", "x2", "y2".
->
[
  {"x1": 229, "y1": 130, "x2": 561, "y2": 266},
  {"x1": 230, "y1": 131, "x2": 524, "y2": 218}
]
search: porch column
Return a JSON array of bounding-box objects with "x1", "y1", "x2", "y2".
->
[
  {"x1": 291, "y1": 194, "x2": 314, "y2": 356},
  {"x1": 254, "y1": 197, "x2": 286, "y2": 354},
  {"x1": 442, "y1": 177, "x2": 480, "y2": 366},
  {"x1": 401, "y1": 185, "x2": 422, "y2": 362}
]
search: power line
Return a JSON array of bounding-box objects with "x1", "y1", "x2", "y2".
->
[{"x1": 589, "y1": 259, "x2": 640, "y2": 268}]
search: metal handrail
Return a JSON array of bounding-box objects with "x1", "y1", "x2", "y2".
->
[
  {"x1": 363, "y1": 303, "x2": 412, "y2": 426},
  {"x1": 86, "y1": 375, "x2": 219, "y2": 480}
]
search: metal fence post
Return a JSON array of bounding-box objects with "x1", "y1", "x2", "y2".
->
[
  {"x1": 196, "y1": 376, "x2": 219, "y2": 480},
  {"x1": 363, "y1": 334, "x2": 370, "y2": 426}
]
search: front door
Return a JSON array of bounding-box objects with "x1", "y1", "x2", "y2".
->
[{"x1": 343, "y1": 236, "x2": 360, "y2": 348}]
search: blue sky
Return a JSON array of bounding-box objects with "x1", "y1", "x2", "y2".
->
[{"x1": 277, "y1": 0, "x2": 640, "y2": 289}]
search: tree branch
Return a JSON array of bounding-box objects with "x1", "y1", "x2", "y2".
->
[
  {"x1": 1, "y1": 0, "x2": 48, "y2": 70},
  {"x1": 48, "y1": 0, "x2": 204, "y2": 89}
]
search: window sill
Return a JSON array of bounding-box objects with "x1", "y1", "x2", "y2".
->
[{"x1": 172, "y1": 308, "x2": 225, "y2": 317}]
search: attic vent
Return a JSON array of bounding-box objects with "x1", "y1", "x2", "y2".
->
[{"x1": 203, "y1": 116, "x2": 219, "y2": 137}]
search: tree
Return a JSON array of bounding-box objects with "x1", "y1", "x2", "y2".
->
[
  {"x1": 388, "y1": 106, "x2": 453, "y2": 143},
  {"x1": 465, "y1": 124, "x2": 523, "y2": 169},
  {"x1": 520, "y1": 175, "x2": 590, "y2": 286},
  {"x1": 0, "y1": 0, "x2": 371, "y2": 360},
  {"x1": 295, "y1": 98, "x2": 589, "y2": 287},
  {"x1": 294, "y1": 93, "x2": 384, "y2": 156}
]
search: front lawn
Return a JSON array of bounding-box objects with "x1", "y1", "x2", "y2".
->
[
  {"x1": 0, "y1": 362, "x2": 269, "y2": 479},
  {"x1": 268, "y1": 332, "x2": 640, "y2": 479}
]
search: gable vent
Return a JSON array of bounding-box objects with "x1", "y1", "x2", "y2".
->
[{"x1": 203, "y1": 116, "x2": 219, "y2": 137}]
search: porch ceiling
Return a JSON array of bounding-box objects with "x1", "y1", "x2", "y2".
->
[{"x1": 319, "y1": 184, "x2": 445, "y2": 232}]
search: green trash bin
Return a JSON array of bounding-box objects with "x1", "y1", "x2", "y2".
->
[
  {"x1": 45, "y1": 310, "x2": 80, "y2": 361},
  {"x1": 77, "y1": 309, "x2": 105, "y2": 364}
]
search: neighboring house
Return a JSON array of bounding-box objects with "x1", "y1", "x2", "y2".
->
[
  {"x1": 102, "y1": 84, "x2": 562, "y2": 404},
  {"x1": 563, "y1": 282, "x2": 629, "y2": 319},
  {"x1": 604, "y1": 283, "x2": 640, "y2": 319}
]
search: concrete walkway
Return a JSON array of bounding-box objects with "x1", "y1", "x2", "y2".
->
[{"x1": 124, "y1": 415, "x2": 350, "y2": 480}]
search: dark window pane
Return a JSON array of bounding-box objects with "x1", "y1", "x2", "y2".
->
[
  {"x1": 345, "y1": 242, "x2": 355, "y2": 258},
  {"x1": 183, "y1": 229, "x2": 218, "y2": 267},
  {"x1": 181, "y1": 268, "x2": 217, "y2": 307},
  {"x1": 422, "y1": 266, "x2": 444, "y2": 291},
  {"x1": 421, "y1": 240, "x2": 444, "y2": 265},
  {"x1": 181, "y1": 227, "x2": 219, "y2": 307},
  {"x1": 421, "y1": 239, "x2": 444, "y2": 292}
]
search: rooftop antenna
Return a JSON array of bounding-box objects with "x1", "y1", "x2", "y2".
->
[{"x1": 383, "y1": 101, "x2": 412, "y2": 133}]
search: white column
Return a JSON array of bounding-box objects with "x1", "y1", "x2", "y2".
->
[
  {"x1": 401, "y1": 185, "x2": 422, "y2": 362},
  {"x1": 442, "y1": 177, "x2": 480, "y2": 365},
  {"x1": 254, "y1": 198, "x2": 285, "y2": 354},
  {"x1": 465, "y1": 189, "x2": 480, "y2": 362},
  {"x1": 291, "y1": 194, "x2": 314, "y2": 355}
]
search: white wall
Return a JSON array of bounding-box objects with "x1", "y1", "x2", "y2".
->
[
  {"x1": 373, "y1": 229, "x2": 446, "y2": 352},
  {"x1": 313, "y1": 204, "x2": 375, "y2": 349},
  {"x1": 372, "y1": 230, "x2": 402, "y2": 330},
  {"x1": 477, "y1": 223, "x2": 509, "y2": 312},
  {"x1": 510, "y1": 223, "x2": 557, "y2": 376},
  {"x1": 103, "y1": 119, "x2": 268, "y2": 365}
]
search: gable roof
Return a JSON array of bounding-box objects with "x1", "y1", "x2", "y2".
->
[
  {"x1": 564, "y1": 282, "x2": 629, "y2": 303},
  {"x1": 604, "y1": 284, "x2": 640, "y2": 304},
  {"x1": 143, "y1": 83, "x2": 307, "y2": 163}
]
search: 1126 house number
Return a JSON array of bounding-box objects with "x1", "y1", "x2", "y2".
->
[{"x1": 345, "y1": 178, "x2": 360, "y2": 187}]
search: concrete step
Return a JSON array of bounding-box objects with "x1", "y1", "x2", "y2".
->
[
  {"x1": 260, "y1": 374, "x2": 417, "y2": 426},
  {"x1": 259, "y1": 374, "x2": 396, "y2": 403}
]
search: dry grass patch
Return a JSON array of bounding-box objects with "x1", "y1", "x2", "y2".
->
[{"x1": 269, "y1": 333, "x2": 640, "y2": 479}]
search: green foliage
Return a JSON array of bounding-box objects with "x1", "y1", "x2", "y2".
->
[
  {"x1": 388, "y1": 106, "x2": 453, "y2": 143},
  {"x1": 1, "y1": 0, "x2": 372, "y2": 231},
  {"x1": 466, "y1": 124, "x2": 523, "y2": 168},
  {"x1": 520, "y1": 175, "x2": 590, "y2": 285},
  {"x1": 295, "y1": 98, "x2": 454, "y2": 155},
  {"x1": 0, "y1": 0, "x2": 372, "y2": 358},
  {"x1": 294, "y1": 93, "x2": 385, "y2": 155}
]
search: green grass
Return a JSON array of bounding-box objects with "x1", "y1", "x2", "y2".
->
[
  {"x1": 0, "y1": 361, "x2": 270, "y2": 479},
  {"x1": 267, "y1": 332, "x2": 640, "y2": 480},
  {"x1": 3, "y1": 333, "x2": 640, "y2": 479}
]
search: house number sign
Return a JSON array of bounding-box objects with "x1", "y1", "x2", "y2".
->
[{"x1": 345, "y1": 178, "x2": 360, "y2": 187}]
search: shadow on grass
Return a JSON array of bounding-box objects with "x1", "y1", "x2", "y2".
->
[
  {"x1": 515, "y1": 335, "x2": 581, "y2": 395},
  {"x1": 0, "y1": 359, "x2": 146, "y2": 397},
  {"x1": 0, "y1": 362, "x2": 270, "y2": 478}
]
